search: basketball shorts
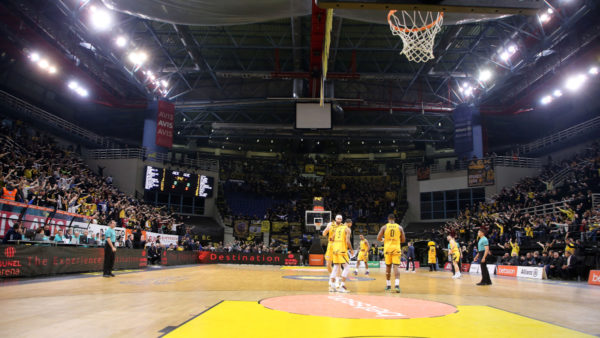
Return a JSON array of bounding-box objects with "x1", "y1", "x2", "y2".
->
[
  {"x1": 452, "y1": 253, "x2": 460, "y2": 263},
  {"x1": 384, "y1": 248, "x2": 401, "y2": 265},
  {"x1": 357, "y1": 251, "x2": 368, "y2": 262},
  {"x1": 332, "y1": 249, "x2": 349, "y2": 264},
  {"x1": 325, "y1": 245, "x2": 333, "y2": 261}
]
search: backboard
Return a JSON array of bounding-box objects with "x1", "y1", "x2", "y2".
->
[
  {"x1": 316, "y1": 0, "x2": 544, "y2": 15},
  {"x1": 305, "y1": 210, "x2": 332, "y2": 233}
]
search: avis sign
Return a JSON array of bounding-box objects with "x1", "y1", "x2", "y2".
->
[{"x1": 156, "y1": 100, "x2": 175, "y2": 148}]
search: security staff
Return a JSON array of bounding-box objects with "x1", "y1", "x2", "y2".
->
[
  {"x1": 103, "y1": 220, "x2": 117, "y2": 278},
  {"x1": 2, "y1": 183, "x2": 17, "y2": 201}
]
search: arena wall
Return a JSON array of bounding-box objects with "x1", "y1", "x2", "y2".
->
[{"x1": 405, "y1": 165, "x2": 541, "y2": 223}]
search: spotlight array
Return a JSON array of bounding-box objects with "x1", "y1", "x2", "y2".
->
[
  {"x1": 83, "y1": 3, "x2": 170, "y2": 97},
  {"x1": 68, "y1": 81, "x2": 89, "y2": 97},
  {"x1": 539, "y1": 65, "x2": 598, "y2": 105},
  {"x1": 29, "y1": 52, "x2": 58, "y2": 75}
]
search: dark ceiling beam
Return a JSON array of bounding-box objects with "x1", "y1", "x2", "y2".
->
[
  {"x1": 400, "y1": 26, "x2": 464, "y2": 101},
  {"x1": 143, "y1": 21, "x2": 193, "y2": 92},
  {"x1": 434, "y1": 25, "x2": 492, "y2": 96},
  {"x1": 172, "y1": 24, "x2": 222, "y2": 91}
]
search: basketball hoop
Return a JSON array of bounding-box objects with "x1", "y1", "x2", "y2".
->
[
  {"x1": 387, "y1": 10, "x2": 444, "y2": 63},
  {"x1": 314, "y1": 221, "x2": 322, "y2": 230}
]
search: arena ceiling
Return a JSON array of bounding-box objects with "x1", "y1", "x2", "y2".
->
[{"x1": 0, "y1": 0, "x2": 598, "y2": 153}]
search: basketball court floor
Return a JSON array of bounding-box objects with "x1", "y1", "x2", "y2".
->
[{"x1": 1, "y1": 264, "x2": 598, "y2": 337}]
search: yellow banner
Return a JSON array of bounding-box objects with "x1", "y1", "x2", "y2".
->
[{"x1": 261, "y1": 220, "x2": 271, "y2": 233}]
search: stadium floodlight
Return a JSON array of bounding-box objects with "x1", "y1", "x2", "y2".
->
[
  {"x1": 547, "y1": 8, "x2": 554, "y2": 14},
  {"x1": 540, "y1": 95, "x2": 553, "y2": 105},
  {"x1": 539, "y1": 13, "x2": 550, "y2": 23},
  {"x1": 89, "y1": 6, "x2": 113, "y2": 31},
  {"x1": 464, "y1": 87, "x2": 473, "y2": 96},
  {"x1": 128, "y1": 51, "x2": 148, "y2": 65},
  {"x1": 38, "y1": 59, "x2": 49, "y2": 69},
  {"x1": 462, "y1": 82, "x2": 469, "y2": 88},
  {"x1": 553, "y1": 89, "x2": 562, "y2": 97},
  {"x1": 458, "y1": 86, "x2": 464, "y2": 93},
  {"x1": 500, "y1": 51, "x2": 510, "y2": 61},
  {"x1": 68, "y1": 81, "x2": 78, "y2": 89},
  {"x1": 507, "y1": 45, "x2": 517, "y2": 54},
  {"x1": 30, "y1": 52, "x2": 40, "y2": 62},
  {"x1": 479, "y1": 69, "x2": 492, "y2": 82},
  {"x1": 161, "y1": 80, "x2": 168, "y2": 87},
  {"x1": 48, "y1": 66, "x2": 57, "y2": 74},
  {"x1": 115, "y1": 36, "x2": 127, "y2": 48},
  {"x1": 316, "y1": 141, "x2": 320, "y2": 145},
  {"x1": 589, "y1": 66, "x2": 598, "y2": 75},
  {"x1": 565, "y1": 74, "x2": 587, "y2": 92},
  {"x1": 76, "y1": 87, "x2": 88, "y2": 97}
]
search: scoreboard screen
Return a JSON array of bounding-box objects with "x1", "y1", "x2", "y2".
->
[
  {"x1": 166, "y1": 170, "x2": 195, "y2": 194},
  {"x1": 144, "y1": 166, "x2": 214, "y2": 198}
]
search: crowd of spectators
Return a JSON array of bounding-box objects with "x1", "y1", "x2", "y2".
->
[
  {"x1": 427, "y1": 142, "x2": 600, "y2": 280},
  {"x1": 0, "y1": 116, "x2": 185, "y2": 243},
  {"x1": 219, "y1": 155, "x2": 405, "y2": 224}
]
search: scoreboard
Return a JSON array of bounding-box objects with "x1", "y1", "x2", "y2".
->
[{"x1": 144, "y1": 166, "x2": 214, "y2": 198}]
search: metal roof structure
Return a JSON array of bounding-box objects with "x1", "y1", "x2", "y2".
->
[{"x1": 0, "y1": 0, "x2": 598, "y2": 153}]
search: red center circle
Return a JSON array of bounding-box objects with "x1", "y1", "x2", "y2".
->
[{"x1": 260, "y1": 294, "x2": 456, "y2": 319}]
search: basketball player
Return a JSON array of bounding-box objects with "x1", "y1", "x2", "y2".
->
[
  {"x1": 354, "y1": 234, "x2": 370, "y2": 276},
  {"x1": 447, "y1": 235, "x2": 461, "y2": 279},
  {"x1": 322, "y1": 215, "x2": 343, "y2": 281},
  {"x1": 330, "y1": 219, "x2": 353, "y2": 293},
  {"x1": 377, "y1": 214, "x2": 405, "y2": 293}
]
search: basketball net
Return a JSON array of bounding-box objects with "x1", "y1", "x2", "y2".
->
[
  {"x1": 388, "y1": 10, "x2": 444, "y2": 63},
  {"x1": 314, "y1": 222, "x2": 322, "y2": 230}
]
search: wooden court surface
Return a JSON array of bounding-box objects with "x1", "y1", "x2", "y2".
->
[{"x1": 1, "y1": 264, "x2": 599, "y2": 337}]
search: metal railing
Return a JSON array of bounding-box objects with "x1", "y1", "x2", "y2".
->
[
  {"x1": 0, "y1": 90, "x2": 116, "y2": 148},
  {"x1": 85, "y1": 147, "x2": 219, "y2": 172},
  {"x1": 519, "y1": 199, "x2": 572, "y2": 218},
  {"x1": 593, "y1": 193, "x2": 600, "y2": 210},
  {"x1": 404, "y1": 156, "x2": 541, "y2": 175},
  {"x1": 548, "y1": 159, "x2": 593, "y2": 187},
  {"x1": 519, "y1": 116, "x2": 600, "y2": 155}
]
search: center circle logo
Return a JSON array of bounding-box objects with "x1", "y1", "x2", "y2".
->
[{"x1": 260, "y1": 294, "x2": 456, "y2": 319}]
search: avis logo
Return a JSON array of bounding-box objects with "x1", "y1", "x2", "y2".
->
[{"x1": 3, "y1": 247, "x2": 16, "y2": 258}]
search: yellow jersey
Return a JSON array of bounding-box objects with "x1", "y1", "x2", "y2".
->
[
  {"x1": 327, "y1": 223, "x2": 340, "y2": 244},
  {"x1": 449, "y1": 239, "x2": 460, "y2": 256},
  {"x1": 332, "y1": 225, "x2": 348, "y2": 253},
  {"x1": 510, "y1": 242, "x2": 520, "y2": 256},
  {"x1": 383, "y1": 223, "x2": 401, "y2": 252},
  {"x1": 359, "y1": 239, "x2": 368, "y2": 252}
]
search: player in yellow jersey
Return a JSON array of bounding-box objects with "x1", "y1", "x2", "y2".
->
[
  {"x1": 377, "y1": 214, "x2": 405, "y2": 293},
  {"x1": 322, "y1": 215, "x2": 343, "y2": 276},
  {"x1": 446, "y1": 235, "x2": 461, "y2": 279},
  {"x1": 354, "y1": 234, "x2": 370, "y2": 276},
  {"x1": 329, "y1": 219, "x2": 354, "y2": 293}
]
